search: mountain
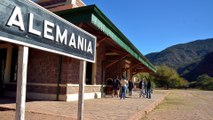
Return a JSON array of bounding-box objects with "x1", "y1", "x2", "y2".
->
[
  {"x1": 183, "y1": 52, "x2": 213, "y2": 81},
  {"x1": 145, "y1": 38, "x2": 213, "y2": 80}
]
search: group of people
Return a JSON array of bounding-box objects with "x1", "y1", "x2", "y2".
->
[
  {"x1": 111, "y1": 76, "x2": 152, "y2": 100},
  {"x1": 139, "y1": 77, "x2": 152, "y2": 99}
]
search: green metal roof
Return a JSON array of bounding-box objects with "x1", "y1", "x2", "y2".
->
[{"x1": 55, "y1": 5, "x2": 156, "y2": 73}]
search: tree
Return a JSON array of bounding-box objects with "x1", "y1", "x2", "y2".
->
[
  {"x1": 134, "y1": 72, "x2": 149, "y2": 82},
  {"x1": 134, "y1": 72, "x2": 156, "y2": 90},
  {"x1": 151, "y1": 65, "x2": 187, "y2": 89}
]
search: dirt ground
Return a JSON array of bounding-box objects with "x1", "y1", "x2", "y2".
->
[
  {"x1": 0, "y1": 111, "x2": 73, "y2": 120},
  {"x1": 142, "y1": 90, "x2": 213, "y2": 120},
  {"x1": 0, "y1": 90, "x2": 169, "y2": 120},
  {"x1": 1, "y1": 90, "x2": 212, "y2": 120}
]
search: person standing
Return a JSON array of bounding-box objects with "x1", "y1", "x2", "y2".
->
[
  {"x1": 139, "y1": 78, "x2": 146, "y2": 98},
  {"x1": 146, "y1": 78, "x2": 152, "y2": 99},
  {"x1": 128, "y1": 79, "x2": 134, "y2": 96},
  {"x1": 120, "y1": 76, "x2": 128, "y2": 99},
  {"x1": 112, "y1": 76, "x2": 120, "y2": 97}
]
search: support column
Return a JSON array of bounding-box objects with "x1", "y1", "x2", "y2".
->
[
  {"x1": 16, "y1": 46, "x2": 29, "y2": 120},
  {"x1": 5, "y1": 46, "x2": 12, "y2": 82},
  {"x1": 78, "y1": 60, "x2": 86, "y2": 120},
  {"x1": 92, "y1": 63, "x2": 96, "y2": 85}
]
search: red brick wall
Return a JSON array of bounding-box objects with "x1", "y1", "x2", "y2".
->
[
  {"x1": 5, "y1": 83, "x2": 66, "y2": 94},
  {"x1": 28, "y1": 48, "x2": 81, "y2": 84},
  {"x1": 5, "y1": 43, "x2": 107, "y2": 100},
  {"x1": 27, "y1": 49, "x2": 81, "y2": 95},
  {"x1": 105, "y1": 60, "x2": 124, "y2": 81},
  {"x1": 27, "y1": 49, "x2": 59, "y2": 84},
  {"x1": 27, "y1": 85, "x2": 66, "y2": 94},
  {"x1": 95, "y1": 43, "x2": 106, "y2": 85},
  {"x1": 61, "y1": 56, "x2": 80, "y2": 84}
]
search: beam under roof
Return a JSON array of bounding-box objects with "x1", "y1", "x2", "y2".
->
[{"x1": 55, "y1": 5, "x2": 156, "y2": 73}]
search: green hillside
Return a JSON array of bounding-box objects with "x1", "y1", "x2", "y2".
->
[
  {"x1": 146, "y1": 38, "x2": 213, "y2": 80},
  {"x1": 183, "y1": 52, "x2": 213, "y2": 81}
]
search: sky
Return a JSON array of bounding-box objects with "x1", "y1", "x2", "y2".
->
[{"x1": 83, "y1": 0, "x2": 213, "y2": 55}]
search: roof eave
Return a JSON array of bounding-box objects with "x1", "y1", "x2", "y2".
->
[{"x1": 55, "y1": 5, "x2": 156, "y2": 73}]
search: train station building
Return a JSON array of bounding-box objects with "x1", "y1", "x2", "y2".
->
[{"x1": 0, "y1": 0, "x2": 156, "y2": 101}]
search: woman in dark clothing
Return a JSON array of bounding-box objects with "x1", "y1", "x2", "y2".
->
[
  {"x1": 128, "y1": 79, "x2": 134, "y2": 96},
  {"x1": 112, "y1": 76, "x2": 120, "y2": 97},
  {"x1": 146, "y1": 79, "x2": 152, "y2": 99}
]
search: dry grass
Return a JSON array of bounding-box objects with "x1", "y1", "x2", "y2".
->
[{"x1": 142, "y1": 90, "x2": 213, "y2": 120}]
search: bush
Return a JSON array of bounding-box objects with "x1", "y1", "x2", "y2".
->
[
  {"x1": 192, "y1": 74, "x2": 213, "y2": 90},
  {"x1": 151, "y1": 65, "x2": 188, "y2": 89},
  {"x1": 134, "y1": 65, "x2": 189, "y2": 90},
  {"x1": 134, "y1": 73, "x2": 155, "y2": 90}
]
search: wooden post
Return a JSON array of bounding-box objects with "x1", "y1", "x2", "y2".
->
[
  {"x1": 78, "y1": 60, "x2": 86, "y2": 120},
  {"x1": 16, "y1": 46, "x2": 29, "y2": 120}
]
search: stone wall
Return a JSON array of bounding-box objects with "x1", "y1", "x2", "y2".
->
[{"x1": 66, "y1": 85, "x2": 101, "y2": 94}]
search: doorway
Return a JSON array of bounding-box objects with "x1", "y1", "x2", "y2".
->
[
  {"x1": 0, "y1": 48, "x2": 7, "y2": 96},
  {"x1": 0, "y1": 43, "x2": 18, "y2": 97},
  {"x1": 86, "y1": 62, "x2": 92, "y2": 85}
]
